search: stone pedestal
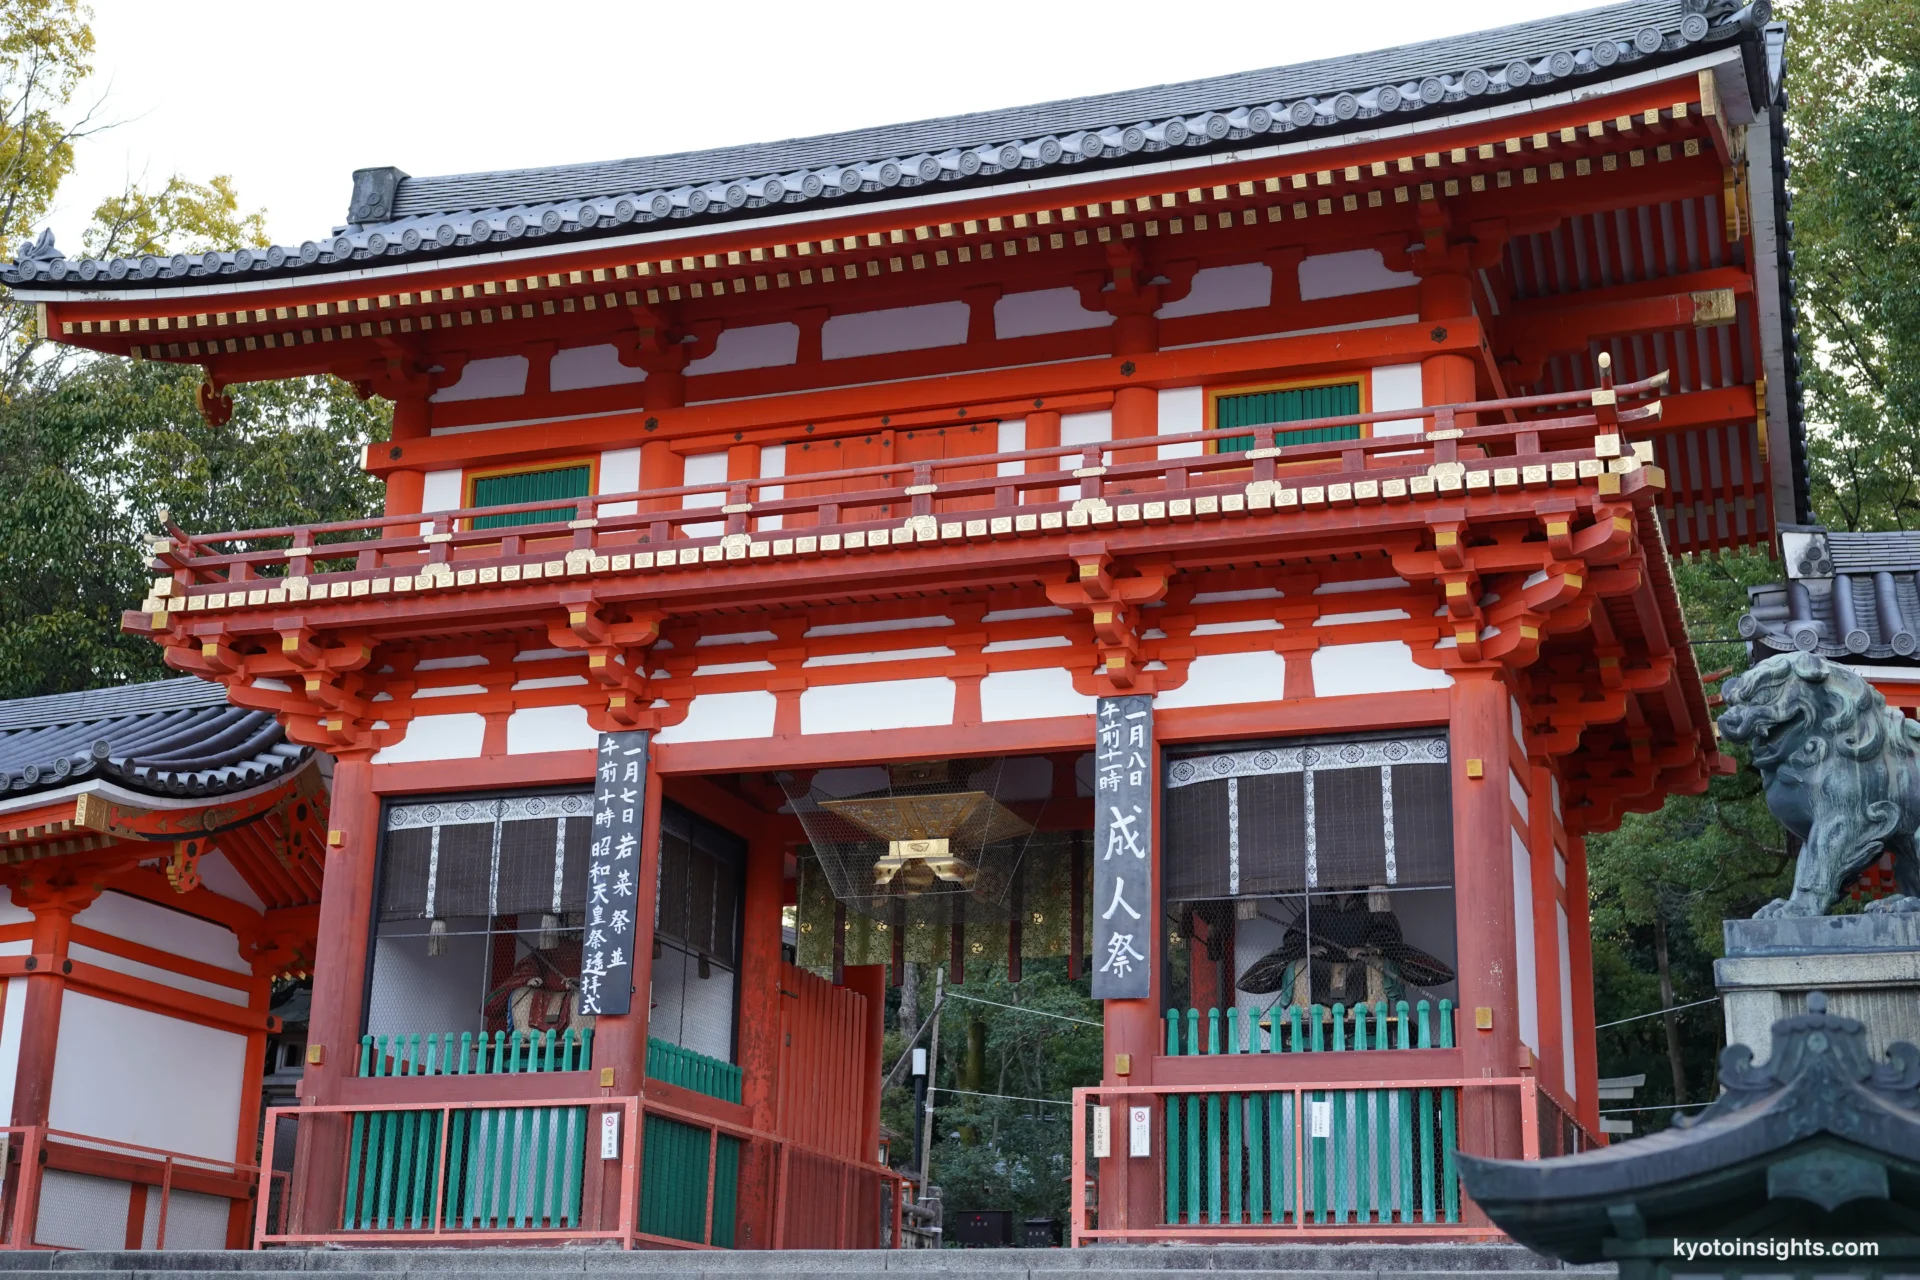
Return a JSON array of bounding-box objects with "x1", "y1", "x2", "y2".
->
[{"x1": 1716, "y1": 913, "x2": 1920, "y2": 1064}]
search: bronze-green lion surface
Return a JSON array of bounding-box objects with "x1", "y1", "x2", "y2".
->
[{"x1": 1717, "y1": 651, "x2": 1920, "y2": 917}]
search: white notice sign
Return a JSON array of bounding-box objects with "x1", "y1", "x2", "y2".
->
[
  {"x1": 601, "y1": 1110, "x2": 621, "y2": 1159},
  {"x1": 1310, "y1": 1098, "x2": 1332, "y2": 1138},
  {"x1": 1091, "y1": 1105, "x2": 1111, "y2": 1159},
  {"x1": 1129, "y1": 1105, "x2": 1152, "y2": 1157}
]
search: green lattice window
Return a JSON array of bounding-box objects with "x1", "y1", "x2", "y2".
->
[
  {"x1": 470, "y1": 464, "x2": 592, "y2": 529},
  {"x1": 1214, "y1": 380, "x2": 1363, "y2": 453}
]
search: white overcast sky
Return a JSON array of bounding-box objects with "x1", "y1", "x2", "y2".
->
[{"x1": 52, "y1": 0, "x2": 1597, "y2": 252}]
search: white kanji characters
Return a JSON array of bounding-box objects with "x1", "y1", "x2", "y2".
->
[
  {"x1": 1102, "y1": 876, "x2": 1141, "y2": 921},
  {"x1": 610, "y1": 909, "x2": 632, "y2": 933},
  {"x1": 1103, "y1": 803, "x2": 1146, "y2": 859},
  {"x1": 614, "y1": 832, "x2": 637, "y2": 860},
  {"x1": 621, "y1": 759, "x2": 642, "y2": 782},
  {"x1": 612, "y1": 869, "x2": 634, "y2": 898},
  {"x1": 1099, "y1": 932, "x2": 1145, "y2": 978},
  {"x1": 594, "y1": 807, "x2": 614, "y2": 827},
  {"x1": 605, "y1": 948, "x2": 628, "y2": 969}
]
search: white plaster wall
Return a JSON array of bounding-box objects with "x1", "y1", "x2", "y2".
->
[
  {"x1": 1156, "y1": 263, "x2": 1271, "y2": 318},
  {"x1": 1510, "y1": 696, "x2": 1527, "y2": 749},
  {"x1": 1311, "y1": 641, "x2": 1455, "y2": 696},
  {"x1": 1154, "y1": 651, "x2": 1289, "y2": 709},
  {"x1": 1509, "y1": 768, "x2": 1530, "y2": 824},
  {"x1": 68, "y1": 944, "x2": 247, "y2": 1006},
  {"x1": 370, "y1": 713, "x2": 486, "y2": 764},
  {"x1": 1557, "y1": 904, "x2": 1577, "y2": 1100},
  {"x1": 0, "y1": 900, "x2": 31, "y2": 927},
  {"x1": 195, "y1": 851, "x2": 264, "y2": 914},
  {"x1": 993, "y1": 287, "x2": 1111, "y2": 339},
  {"x1": 550, "y1": 344, "x2": 646, "y2": 392},
  {"x1": 1371, "y1": 363, "x2": 1426, "y2": 436},
  {"x1": 996, "y1": 419, "x2": 1026, "y2": 478},
  {"x1": 1157, "y1": 386, "x2": 1205, "y2": 458},
  {"x1": 48, "y1": 991, "x2": 246, "y2": 1160},
  {"x1": 687, "y1": 322, "x2": 800, "y2": 375},
  {"x1": 598, "y1": 447, "x2": 641, "y2": 518},
  {"x1": 430, "y1": 355, "x2": 528, "y2": 402},
  {"x1": 649, "y1": 946, "x2": 735, "y2": 1064},
  {"x1": 822, "y1": 302, "x2": 968, "y2": 359},
  {"x1": 0, "y1": 976, "x2": 26, "y2": 1124},
  {"x1": 682, "y1": 450, "x2": 728, "y2": 538},
  {"x1": 1511, "y1": 829, "x2": 1540, "y2": 1054},
  {"x1": 420, "y1": 469, "x2": 463, "y2": 513},
  {"x1": 506, "y1": 704, "x2": 598, "y2": 754},
  {"x1": 758, "y1": 443, "x2": 787, "y2": 531},
  {"x1": 73, "y1": 892, "x2": 246, "y2": 973},
  {"x1": 1298, "y1": 249, "x2": 1418, "y2": 301},
  {"x1": 800, "y1": 678, "x2": 955, "y2": 734},
  {"x1": 980, "y1": 668, "x2": 1097, "y2": 722},
  {"x1": 654, "y1": 691, "x2": 778, "y2": 744}
]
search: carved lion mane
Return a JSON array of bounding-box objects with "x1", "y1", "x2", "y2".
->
[{"x1": 1718, "y1": 651, "x2": 1920, "y2": 917}]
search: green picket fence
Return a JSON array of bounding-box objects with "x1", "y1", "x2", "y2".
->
[
  {"x1": 1162, "y1": 1000, "x2": 1459, "y2": 1227},
  {"x1": 639, "y1": 1038, "x2": 742, "y2": 1247},
  {"x1": 341, "y1": 1029, "x2": 592, "y2": 1232}
]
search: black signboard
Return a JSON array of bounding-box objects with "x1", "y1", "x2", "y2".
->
[
  {"x1": 1091, "y1": 695, "x2": 1153, "y2": 1000},
  {"x1": 583, "y1": 729, "x2": 649, "y2": 1016}
]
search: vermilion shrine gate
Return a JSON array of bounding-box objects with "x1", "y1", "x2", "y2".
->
[{"x1": 5, "y1": 0, "x2": 1797, "y2": 1247}]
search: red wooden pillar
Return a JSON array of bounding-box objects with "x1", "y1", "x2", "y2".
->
[
  {"x1": 1420, "y1": 273, "x2": 1479, "y2": 427},
  {"x1": 1528, "y1": 760, "x2": 1568, "y2": 1133},
  {"x1": 1448, "y1": 669, "x2": 1523, "y2": 1171},
  {"x1": 289, "y1": 754, "x2": 380, "y2": 1233},
  {"x1": 1564, "y1": 833, "x2": 1602, "y2": 1138},
  {"x1": 734, "y1": 835, "x2": 787, "y2": 1246},
  {"x1": 639, "y1": 439, "x2": 681, "y2": 516},
  {"x1": 382, "y1": 396, "x2": 429, "y2": 517},
  {"x1": 8, "y1": 883, "x2": 96, "y2": 1131},
  {"x1": 1025, "y1": 409, "x2": 1062, "y2": 504}
]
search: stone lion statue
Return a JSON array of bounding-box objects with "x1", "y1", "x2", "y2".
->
[{"x1": 1718, "y1": 651, "x2": 1920, "y2": 917}]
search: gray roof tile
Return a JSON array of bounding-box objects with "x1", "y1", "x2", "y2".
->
[
  {"x1": 5, "y1": 0, "x2": 1771, "y2": 292},
  {"x1": 0, "y1": 677, "x2": 311, "y2": 799},
  {"x1": 1741, "y1": 530, "x2": 1920, "y2": 667}
]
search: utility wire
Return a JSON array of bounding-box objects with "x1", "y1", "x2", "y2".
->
[
  {"x1": 943, "y1": 990, "x2": 1103, "y2": 1028},
  {"x1": 1595, "y1": 994, "x2": 1721, "y2": 1029},
  {"x1": 932, "y1": 1086, "x2": 1075, "y2": 1107}
]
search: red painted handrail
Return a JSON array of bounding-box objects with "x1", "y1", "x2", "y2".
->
[{"x1": 147, "y1": 370, "x2": 1664, "y2": 590}]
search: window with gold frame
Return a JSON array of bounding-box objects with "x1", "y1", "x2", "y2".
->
[
  {"x1": 1208, "y1": 375, "x2": 1367, "y2": 454},
  {"x1": 464, "y1": 458, "x2": 597, "y2": 529}
]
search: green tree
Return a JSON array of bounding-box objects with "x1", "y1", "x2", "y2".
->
[
  {"x1": 0, "y1": 359, "x2": 388, "y2": 698},
  {"x1": 885, "y1": 960, "x2": 1101, "y2": 1224},
  {"x1": 1783, "y1": 0, "x2": 1920, "y2": 529}
]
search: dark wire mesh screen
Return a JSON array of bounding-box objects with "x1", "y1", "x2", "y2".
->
[
  {"x1": 1164, "y1": 734, "x2": 1451, "y2": 899},
  {"x1": 368, "y1": 792, "x2": 598, "y2": 1041},
  {"x1": 655, "y1": 804, "x2": 744, "y2": 967}
]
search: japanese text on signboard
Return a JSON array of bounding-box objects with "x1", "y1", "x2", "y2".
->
[
  {"x1": 583, "y1": 729, "x2": 648, "y2": 1016},
  {"x1": 1092, "y1": 695, "x2": 1152, "y2": 999}
]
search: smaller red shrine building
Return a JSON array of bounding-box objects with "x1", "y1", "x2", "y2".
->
[
  {"x1": 0, "y1": 678, "x2": 324, "y2": 1248},
  {"x1": 4, "y1": 0, "x2": 1797, "y2": 1247}
]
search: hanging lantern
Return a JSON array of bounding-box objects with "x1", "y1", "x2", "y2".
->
[{"x1": 538, "y1": 912, "x2": 562, "y2": 951}]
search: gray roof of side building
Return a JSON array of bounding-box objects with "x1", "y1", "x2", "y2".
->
[
  {"x1": 1740, "y1": 528, "x2": 1920, "y2": 666},
  {"x1": 4, "y1": 0, "x2": 1775, "y2": 292},
  {"x1": 0, "y1": 676, "x2": 311, "y2": 800}
]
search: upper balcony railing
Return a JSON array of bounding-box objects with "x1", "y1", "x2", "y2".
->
[{"x1": 138, "y1": 366, "x2": 1667, "y2": 613}]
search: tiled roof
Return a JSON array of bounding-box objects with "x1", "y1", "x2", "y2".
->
[
  {"x1": 5, "y1": 0, "x2": 1772, "y2": 292},
  {"x1": 1740, "y1": 529, "x2": 1920, "y2": 666},
  {"x1": 0, "y1": 677, "x2": 311, "y2": 799}
]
